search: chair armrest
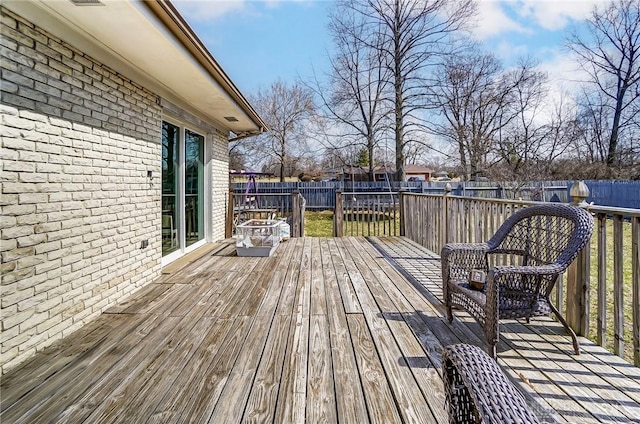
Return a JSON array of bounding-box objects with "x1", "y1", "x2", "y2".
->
[
  {"x1": 441, "y1": 243, "x2": 489, "y2": 282},
  {"x1": 486, "y1": 264, "x2": 564, "y2": 295},
  {"x1": 442, "y1": 344, "x2": 544, "y2": 423},
  {"x1": 485, "y1": 264, "x2": 565, "y2": 317},
  {"x1": 490, "y1": 264, "x2": 564, "y2": 277}
]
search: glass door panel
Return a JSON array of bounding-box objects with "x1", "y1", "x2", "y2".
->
[
  {"x1": 185, "y1": 129, "x2": 204, "y2": 247},
  {"x1": 162, "y1": 122, "x2": 180, "y2": 256}
]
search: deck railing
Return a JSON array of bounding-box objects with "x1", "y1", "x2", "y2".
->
[
  {"x1": 333, "y1": 191, "x2": 400, "y2": 237},
  {"x1": 399, "y1": 187, "x2": 640, "y2": 366},
  {"x1": 226, "y1": 190, "x2": 306, "y2": 238}
]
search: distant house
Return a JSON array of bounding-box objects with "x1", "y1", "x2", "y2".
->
[
  {"x1": 404, "y1": 164, "x2": 432, "y2": 181},
  {"x1": 0, "y1": 0, "x2": 265, "y2": 373},
  {"x1": 341, "y1": 165, "x2": 370, "y2": 182},
  {"x1": 340, "y1": 165, "x2": 433, "y2": 182}
]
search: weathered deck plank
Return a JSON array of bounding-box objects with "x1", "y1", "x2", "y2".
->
[
  {"x1": 242, "y1": 242, "x2": 299, "y2": 423},
  {"x1": 320, "y1": 238, "x2": 369, "y2": 423},
  {"x1": 0, "y1": 312, "x2": 132, "y2": 410},
  {"x1": 209, "y1": 241, "x2": 297, "y2": 423},
  {"x1": 338, "y1": 237, "x2": 438, "y2": 423},
  {"x1": 273, "y1": 238, "x2": 312, "y2": 424},
  {"x1": 373, "y1": 235, "x2": 640, "y2": 424},
  {"x1": 145, "y1": 317, "x2": 238, "y2": 423},
  {"x1": 2, "y1": 237, "x2": 640, "y2": 424},
  {"x1": 347, "y1": 313, "x2": 402, "y2": 424}
]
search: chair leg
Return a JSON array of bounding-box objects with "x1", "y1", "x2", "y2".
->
[
  {"x1": 446, "y1": 304, "x2": 453, "y2": 323},
  {"x1": 488, "y1": 343, "x2": 497, "y2": 360},
  {"x1": 548, "y1": 302, "x2": 580, "y2": 355}
]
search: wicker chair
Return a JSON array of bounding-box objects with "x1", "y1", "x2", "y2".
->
[
  {"x1": 442, "y1": 344, "x2": 545, "y2": 423},
  {"x1": 442, "y1": 204, "x2": 594, "y2": 359}
]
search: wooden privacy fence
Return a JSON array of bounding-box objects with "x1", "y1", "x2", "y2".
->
[
  {"x1": 226, "y1": 190, "x2": 306, "y2": 238},
  {"x1": 232, "y1": 180, "x2": 640, "y2": 209},
  {"x1": 400, "y1": 187, "x2": 640, "y2": 366}
]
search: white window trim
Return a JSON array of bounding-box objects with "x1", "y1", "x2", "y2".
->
[{"x1": 161, "y1": 116, "x2": 211, "y2": 267}]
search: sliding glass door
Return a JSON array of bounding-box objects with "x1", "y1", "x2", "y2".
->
[
  {"x1": 185, "y1": 129, "x2": 204, "y2": 248},
  {"x1": 161, "y1": 121, "x2": 206, "y2": 258},
  {"x1": 162, "y1": 122, "x2": 180, "y2": 256}
]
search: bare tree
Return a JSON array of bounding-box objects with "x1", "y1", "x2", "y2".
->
[
  {"x1": 567, "y1": 0, "x2": 640, "y2": 169},
  {"x1": 248, "y1": 81, "x2": 315, "y2": 182},
  {"x1": 537, "y1": 96, "x2": 583, "y2": 177},
  {"x1": 337, "y1": 0, "x2": 476, "y2": 181},
  {"x1": 575, "y1": 89, "x2": 612, "y2": 164},
  {"x1": 313, "y1": 4, "x2": 391, "y2": 181},
  {"x1": 493, "y1": 62, "x2": 549, "y2": 180},
  {"x1": 432, "y1": 52, "x2": 548, "y2": 180}
]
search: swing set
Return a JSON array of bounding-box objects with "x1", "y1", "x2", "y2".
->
[{"x1": 229, "y1": 171, "x2": 277, "y2": 228}]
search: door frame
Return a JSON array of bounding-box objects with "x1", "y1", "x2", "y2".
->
[{"x1": 161, "y1": 116, "x2": 210, "y2": 266}]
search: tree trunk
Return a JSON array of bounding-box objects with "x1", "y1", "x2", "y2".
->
[
  {"x1": 457, "y1": 138, "x2": 468, "y2": 180},
  {"x1": 606, "y1": 85, "x2": 627, "y2": 167},
  {"x1": 394, "y1": 0, "x2": 405, "y2": 183},
  {"x1": 280, "y1": 137, "x2": 286, "y2": 182},
  {"x1": 368, "y1": 134, "x2": 375, "y2": 182}
]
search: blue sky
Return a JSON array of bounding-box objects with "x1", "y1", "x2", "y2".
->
[
  {"x1": 172, "y1": 0, "x2": 606, "y2": 96},
  {"x1": 173, "y1": 0, "x2": 334, "y2": 94}
]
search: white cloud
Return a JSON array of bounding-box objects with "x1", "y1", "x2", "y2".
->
[
  {"x1": 495, "y1": 40, "x2": 529, "y2": 60},
  {"x1": 473, "y1": 1, "x2": 613, "y2": 38},
  {"x1": 517, "y1": 0, "x2": 609, "y2": 31},
  {"x1": 473, "y1": 0, "x2": 529, "y2": 39},
  {"x1": 171, "y1": 0, "x2": 250, "y2": 22},
  {"x1": 171, "y1": 0, "x2": 314, "y2": 22},
  {"x1": 536, "y1": 47, "x2": 593, "y2": 110}
]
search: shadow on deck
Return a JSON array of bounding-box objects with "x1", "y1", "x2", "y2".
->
[{"x1": 1, "y1": 237, "x2": 639, "y2": 423}]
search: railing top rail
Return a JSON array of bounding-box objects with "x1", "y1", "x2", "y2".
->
[
  {"x1": 342, "y1": 191, "x2": 400, "y2": 196},
  {"x1": 403, "y1": 192, "x2": 539, "y2": 205},
  {"x1": 454, "y1": 185, "x2": 568, "y2": 191},
  {"x1": 586, "y1": 204, "x2": 640, "y2": 218},
  {"x1": 231, "y1": 192, "x2": 295, "y2": 197},
  {"x1": 403, "y1": 192, "x2": 640, "y2": 217}
]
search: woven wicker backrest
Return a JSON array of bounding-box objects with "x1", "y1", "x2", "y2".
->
[{"x1": 487, "y1": 204, "x2": 594, "y2": 270}]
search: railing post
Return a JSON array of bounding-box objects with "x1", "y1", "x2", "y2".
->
[
  {"x1": 566, "y1": 180, "x2": 591, "y2": 337},
  {"x1": 334, "y1": 190, "x2": 343, "y2": 237},
  {"x1": 226, "y1": 188, "x2": 235, "y2": 239},
  {"x1": 399, "y1": 189, "x2": 406, "y2": 237},
  {"x1": 632, "y1": 215, "x2": 639, "y2": 367},
  {"x1": 441, "y1": 183, "x2": 451, "y2": 249},
  {"x1": 291, "y1": 190, "x2": 301, "y2": 237}
]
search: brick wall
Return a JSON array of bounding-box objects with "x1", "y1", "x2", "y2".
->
[
  {"x1": 210, "y1": 131, "x2": 229, "y2": 241},
  {"x1": 0, "y1": 7, "x2": 164, "y2": 373}
]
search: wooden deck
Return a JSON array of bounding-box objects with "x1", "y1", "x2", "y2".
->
[{"x1": 2, "y1": 237, "x2": 639, "y2": 423}]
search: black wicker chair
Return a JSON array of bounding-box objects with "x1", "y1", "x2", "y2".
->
[
  {"x1": 442, "y1": 204, "x2": 594, "y2": 359},
  {"x1": 443, "y1": 344, "x2": 546, "y2": 423}
]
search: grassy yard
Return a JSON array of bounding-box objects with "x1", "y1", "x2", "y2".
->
[
  {"x1": 304, "y1": 210, "x2": 401, "y2": 237},
  {"x1": 304, "y1": 210, "x2": 334, "y2": 237}
]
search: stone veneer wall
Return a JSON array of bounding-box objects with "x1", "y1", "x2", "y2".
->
[{"x1": 0, "y1": 7, "x2": 166, "y2": 373}]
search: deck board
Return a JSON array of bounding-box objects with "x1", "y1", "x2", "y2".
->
[
  {"x1": 372, "y1": 235, "x2": 640, "y2": 424},
  {"x1": 320, "y1": 238, "x2": 369, "y2": 423},
  {"x1": 2, "y1": 237, "x2": 640, "y2": 423}
]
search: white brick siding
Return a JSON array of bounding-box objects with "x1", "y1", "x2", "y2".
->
[
  {"x1": 0, "y1": 6, "x2": 233, "y2": 373},
  {"x1": 210, "y1": 131, "x2": 229, "y2": 241}
]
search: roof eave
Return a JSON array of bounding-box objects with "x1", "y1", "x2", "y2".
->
[{"x1": 143, "y1": 0, "x2": 267, "y2": 134}]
